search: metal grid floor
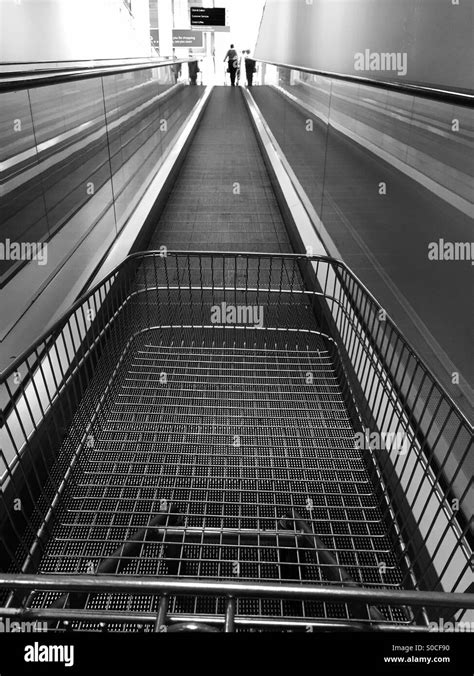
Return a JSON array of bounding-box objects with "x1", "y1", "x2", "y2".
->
[{"x1": 32, "y1": 329, "x2": 405, "y2": 629}]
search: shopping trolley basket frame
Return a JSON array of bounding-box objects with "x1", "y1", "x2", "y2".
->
[{"x1": 0, "y1": 251, "x2": 472, "y2": 632}]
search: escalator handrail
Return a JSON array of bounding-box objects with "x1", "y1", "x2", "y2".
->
[
  {"x1": 255, "y1": 58, "x2": 474, "y2": 106},
  {"x1": 0, "y1": 58, "x2": 201, "y2": 92}
]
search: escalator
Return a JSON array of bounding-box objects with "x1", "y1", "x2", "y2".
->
[{"x1": 147, "y1": 87, "x2": 292, "y2": 254}]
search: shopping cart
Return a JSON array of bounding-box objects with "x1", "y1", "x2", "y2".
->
[{"x1": 0, "y1": 252, "x2": 472, "y2": 632}]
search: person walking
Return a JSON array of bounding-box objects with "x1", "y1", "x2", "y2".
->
[
  {"x1": 224, "y1": 44, "x2": 238, "y2": 86},
  {"x1": 188, "y1": 60, "x2": 200, "y2": 85},
  {"x1": 237, "y1": 50, "x2": 246, "y2": 85},
  {"x1": 171, "y1": 62, "x2": 181, "y2": 84},
  {"x1": 171, "y1": 50, "x2": 182, "y2": 84},
  {"x1": 245, "y1": 50, "x2": 257, "y2": 87},
  {"x1": 188, "y1": 51, "x2": 200, "y2": 85}
]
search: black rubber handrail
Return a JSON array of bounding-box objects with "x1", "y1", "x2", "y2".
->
[
  {"x1": 256, "y1": 59, "x2": 474, "y2": 106},
  {"x1": 0, "y1": 60, "x2": 168, "y2": 77},
  {"x1": 0, "y1": 56, "x2": 166, "y2": 66},
  {"x1": 0, "y1": 58, "x2": 199, "y2": 92}
]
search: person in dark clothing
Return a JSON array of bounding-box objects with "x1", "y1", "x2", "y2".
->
[
  {"x1": 188, "y1": 59, "x2": 200, "y2": 85},
  {"x1": 245, "y1": 50, "x2": 257, "y2": 87},
  {"x1": 224, "y1": 44, "x2": 238, "y2": 86},
  {"x1": 171, "y1": 48, "x2": 182, "y2": 84},
  {"x1": 171, "y1": 61, "x2": 182, "y2": 84}
]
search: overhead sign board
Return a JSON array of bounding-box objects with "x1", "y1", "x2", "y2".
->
[
  {"x1": 190, "y1": 7, "x2": 226, "y2": 27},
  {"x1": 172, "y1": 29, "x2": 203, "y2": 48}
]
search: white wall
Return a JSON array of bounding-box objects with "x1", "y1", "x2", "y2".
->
[
  {"x1": 255, "y1": 0, "x2": 474, "y2": 91},
  {"x1": 0, "y1": 0, "x2": 155, "y2": 62}
]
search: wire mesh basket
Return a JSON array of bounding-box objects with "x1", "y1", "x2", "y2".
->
[{"x1": 0, "y1": 251, "x2": 472, "y2": 632}]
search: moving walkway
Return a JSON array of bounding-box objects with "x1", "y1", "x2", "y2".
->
[{"x1": 0, "y1": 59, "x2": 472, "y2": 633}]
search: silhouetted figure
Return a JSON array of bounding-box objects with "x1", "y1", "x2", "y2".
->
[
  {"x1": 188, "y1": 60, "x2": 200, "y2": 85},
  {"x1": 171, "y1": 48, "x2": 181, "y2": 83},
  {"x1": 171, "y1": 61, "x2": 182, "y2": 84},
  {"x1": 245, "y1": 50, "x2": 257, "y2": 87},
  {"x1": 224, "y1": 44, "x2": 238, "y2": 86},
  {"x1": 237, "y1": 50, "x2": 246, "y2": 85}
]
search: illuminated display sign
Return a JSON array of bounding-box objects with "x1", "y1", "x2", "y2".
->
[{"x1": 190, "y1": 7, "x2": 226, "y2": 27}]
